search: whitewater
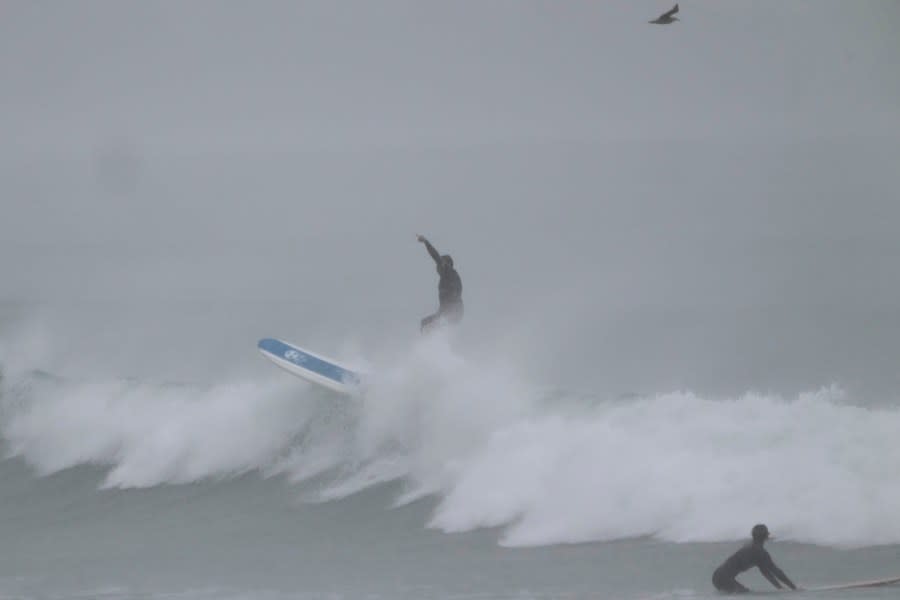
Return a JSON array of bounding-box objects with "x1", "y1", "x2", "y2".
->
[{"x1": 4, "y1": 323, "x2": 900, "y2": 560}]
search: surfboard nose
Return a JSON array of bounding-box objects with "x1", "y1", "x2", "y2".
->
[{"x1": 257, "y1": 338, "x2": 279, "y2": 352}]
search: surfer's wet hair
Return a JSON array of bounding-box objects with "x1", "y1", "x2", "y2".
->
[{"x1": 752, "y1": 524, "x2": 769, "y2": 542}]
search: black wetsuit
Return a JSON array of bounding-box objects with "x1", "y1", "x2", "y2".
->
[
  {"x1": 712, "y1": 541, "x2": 797, "y2": 593},
  {"x1": 420, "y1": 239, "x2": 463, "y2": 332}
]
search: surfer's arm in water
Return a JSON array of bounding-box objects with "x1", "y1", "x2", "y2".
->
[
  {"x1": 759, "y1": 567, "x2": 784, "y2": 590},
  {"x1": 772, "y1": 566, "x2": 797, "y2": 590},
  {"x1": 760, "y1": 551, "x2": 797, "y2": 591},
  {"x1": 417, "y1": 234, "x2": 442, "y2": 265}
]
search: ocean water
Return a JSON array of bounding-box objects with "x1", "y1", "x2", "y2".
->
[{"x1": 2, "y1": 317, "x2": 899, "y2": 600}]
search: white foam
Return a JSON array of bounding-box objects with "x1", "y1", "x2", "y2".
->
[
  {"x1": 428, "y1": 387, "x2": 900, "y2": 548},
  {"x1": 1, "y1": 375, "x2": 312, "y2": 488},
  {"x1": 3, "y1": 329, "x2": 900, "y2": 549}
]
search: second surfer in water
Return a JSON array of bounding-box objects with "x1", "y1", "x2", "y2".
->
[
  {"x1": 417, "y1": 234, "x2": 463, "y2": 333},
  {"x1": 712, "y1": 524, "x2": 798, "y2": 593}
]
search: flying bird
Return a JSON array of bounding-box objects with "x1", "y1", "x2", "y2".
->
[{"x1": 649, "y1": 3, "x2": 679, "y2": 24}]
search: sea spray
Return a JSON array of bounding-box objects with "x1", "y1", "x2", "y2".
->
[{"x1": 3, "y1": 334, "x2": 900, "y2": 548}]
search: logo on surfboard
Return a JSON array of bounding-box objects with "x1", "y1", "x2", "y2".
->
[{"x1": 284, "y1": 349, "x2": 306, "y2": 363}]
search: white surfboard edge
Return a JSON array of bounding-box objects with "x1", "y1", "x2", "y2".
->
[{"x1": 807, "y1": 574, "x2": 900, "y2": 592}]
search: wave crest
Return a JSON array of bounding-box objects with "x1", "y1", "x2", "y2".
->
[{"x1": 3, "y1": 336, "x2": 899, "y2": 549}]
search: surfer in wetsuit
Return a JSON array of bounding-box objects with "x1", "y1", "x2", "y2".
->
[
  {"x1": 417, "y1": 234, "x2": 463, "y2": 333},
  {"x1": 712, "y1": 524, "x2": 798, "y2": 594}
]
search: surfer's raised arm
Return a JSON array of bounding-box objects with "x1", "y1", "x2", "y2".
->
[
  {"x1": 417, "y1": 234, "x2": 442, "y2": 265},
  {"x1": 416, "y1": 234, "x2": 464, "y2": 333}
]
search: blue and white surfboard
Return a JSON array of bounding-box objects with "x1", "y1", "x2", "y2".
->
[{"x1": 257, "y1": 338, "x2": 362, "y2": 395}]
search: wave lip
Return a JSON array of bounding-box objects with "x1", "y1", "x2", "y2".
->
[{"x1": 1, "y1": 373, "x2": 313, "y2": 488}]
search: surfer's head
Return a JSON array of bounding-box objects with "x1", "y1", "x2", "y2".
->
[
  {"x1": 752, "y1": 524, "x2": 770, "y2": 543},
  {"x1": 441, "y1": 255, "x2": 454, "y2": 268}
]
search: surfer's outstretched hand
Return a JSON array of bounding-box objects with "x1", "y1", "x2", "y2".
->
[{"x1": 416, "y1": 234, "x2": 426, "y2": 243}]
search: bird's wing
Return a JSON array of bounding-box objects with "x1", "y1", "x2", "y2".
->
[{"x1": 662, "y1": 4, "x2": 679, "y2": 19}]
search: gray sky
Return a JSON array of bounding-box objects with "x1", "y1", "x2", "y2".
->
[
  {"x1": 2, "y1": 1, "x2": 899, "y2": 398},
  {"x1": 3, "y1": 1, "x2": 898, "y2": 150}
]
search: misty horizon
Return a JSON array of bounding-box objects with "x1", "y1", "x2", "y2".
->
[{"x1": 2, "y1": 1, "x2": 899, "y2": 398}]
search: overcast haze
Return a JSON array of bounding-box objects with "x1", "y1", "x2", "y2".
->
[{"x1": 2, "y1": 1, "x2": 900, "y2": 398}]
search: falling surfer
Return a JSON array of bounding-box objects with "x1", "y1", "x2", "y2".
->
[
  {"x1": 712, "y1": 524, "x2": 799, "y2": 594},
  {"x1": 417, "y1": 234, "x2": 463, "y2": 333}
]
